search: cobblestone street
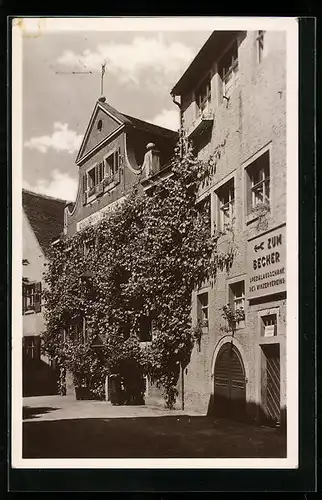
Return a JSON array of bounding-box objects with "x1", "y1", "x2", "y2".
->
[{"x1": 23, "y1": 396, "x2": 286, "y2": 459}]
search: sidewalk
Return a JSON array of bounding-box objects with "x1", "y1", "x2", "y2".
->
[
  {"x1": 23, "y1": 394, "x2": 189, "y2": 422},
  {"x1": 22, "y1": 395, "x2": 286, "y2": 459}
]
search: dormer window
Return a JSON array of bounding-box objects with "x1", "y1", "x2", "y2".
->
[
  {"x1": 104, "y1": 150, "x2": 119, "y2": 178},
  {"x1": 218, "y1": 39, "x2": 239, "y2": 99},
  {"x1": 82, "y1": 148, "x2": 121, "y2": 205},
  {"x1": 195, "y1": 74, "x2": 211, "y2": 115}
]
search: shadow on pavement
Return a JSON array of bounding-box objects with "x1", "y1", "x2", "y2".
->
[
  {"x1": 23, "y1": 406, "x2": 60, "y2": 420},
  {"x1": 23, "y1": 415, "x2": 286, "y2": 459}
]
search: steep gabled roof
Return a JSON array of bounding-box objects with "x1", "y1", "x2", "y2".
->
[
  {"x1": 99, "y1": 100, "x2": 179, "y2": 139},
  {"x1": 122, "y1": 113, "x2": 178, "y2": 140},
  {"x1": 76, "y1": 98, "x2": 178, "y2": 164},
  {"x1": 171, "y1": 30, "x2": 242, "y2": 95},
  {"x1": 22, "y1": 189, "x2": 67, "y2": 256}
]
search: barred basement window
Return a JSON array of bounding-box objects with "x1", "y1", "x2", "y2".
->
[{"x1": 261, "y1": 314, "x2": 277, "y2": 337}]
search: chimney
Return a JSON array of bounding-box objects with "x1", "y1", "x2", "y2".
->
[{"x1": 142, "y1": 142, "x2": 160, "y2": 178}]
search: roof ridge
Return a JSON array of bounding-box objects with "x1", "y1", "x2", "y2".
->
[
  {"x1": 122, "y1": 113, "x2": 178, "y2": 134},
  {"x1": 22, "y1": 188, "x2": 70, "y2": 204}
]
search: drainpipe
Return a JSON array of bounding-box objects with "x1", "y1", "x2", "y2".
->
[
  {"x1": 172, "y1": 90, "x2": 185, "y2": 411},
  {"x1": 171, "y1": 92, "x2": 183, "y2": 158}
]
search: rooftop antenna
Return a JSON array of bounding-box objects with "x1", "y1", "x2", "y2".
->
[
  {"x1": 100, "y1": 60, "x2": 107, "y2": 97},
  {"x1": 54, "y1": 59, "x2": 108, "y2": 97}
]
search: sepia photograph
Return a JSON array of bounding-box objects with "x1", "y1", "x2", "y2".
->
[{"x1": 11, "y1": 17, "x2": 299, "y2": 469}]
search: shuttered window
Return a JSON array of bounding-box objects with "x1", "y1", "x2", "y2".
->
[
  {"x1": 23, "y1": 282, "x2": 42, "y2": 314},
  {"x1": 82, "y1": 173, "x2": 87, "y2": 205}
]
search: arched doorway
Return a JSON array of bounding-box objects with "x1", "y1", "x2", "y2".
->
[{"x1": 214, "y1": 342, "x2": 246, "y2": 420}]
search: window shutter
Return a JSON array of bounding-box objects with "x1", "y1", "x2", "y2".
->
[
  {"x1": 82, "y1": 173, "x2": 87, "y2": 205},
  {"x1": 197, "y1": 295, "x2": 202, "y2": 321},
  {"x1": 246, "y1": 169, "x2": 252, "y2": 214},
  {"x1": 95, "y1": 164, "x2": 99, "y2": 186},
  {"x1": 34, "y1": 282, "x2": 42, "y2": 313},
  {"x1": 115, "y1": 149, "x2": 120, "y2": 173},
  {"x1": 228, "y1": 285, "x2": 234, "y2": 308}
]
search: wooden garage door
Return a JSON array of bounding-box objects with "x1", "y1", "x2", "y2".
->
[{"x1": 214, "y1": 343, "x2": 246, "y2": 419}]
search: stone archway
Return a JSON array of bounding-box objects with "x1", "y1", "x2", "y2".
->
[{"x1": 213, "y1": 342, "x2": 246, "y2": 420}]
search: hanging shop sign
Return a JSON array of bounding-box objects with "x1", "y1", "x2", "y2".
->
[{"x1": 247, "y1": 223, "x2": 286, "y2": 300}]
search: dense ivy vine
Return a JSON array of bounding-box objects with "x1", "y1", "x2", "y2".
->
[{"x1": 42, "y1": 139, "x2": 234, "y2": 408}]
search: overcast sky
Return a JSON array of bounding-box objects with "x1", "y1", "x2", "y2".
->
[{"x1": 22, "y1": 29, "x2": 211, "y2": 201}]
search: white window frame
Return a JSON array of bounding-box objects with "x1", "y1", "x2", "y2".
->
[
  {"x1": 196, "y1": 192, "x2": 212, "y2": 235},
  {"x1": 195, "y1": 73, "x2": 212, "y2": 116},
  {"x1": 197, "y1": 291, "x2": 209, "y2": 325},
  {"x1": 212, "y1": 171, "x2": 236, "y2": 234},
  {"x1": 250, "y1": 168, "x2": 270, "y2": 208},
  {"x1": 230, "y1": 281, "x2": 245, "y2": 312},
  {"x1": 242, "y1": 143, "x2": 272, "y2": 225},
  {"x1": 218, "y1": 38, "x2": 240, "y2": 99},
  {"x1": 103, "y1": 148, "x2": 120, "y2": 189},
  {"x1": 226, "y1": 276, "x2": 246, "y2": 330},
  {"x1": 86, "y1": 162, "x2": 99, "y2": 202},
  {"x1": 215, "y1": 177, "x2": 235, "y2": 233},
  {"x1": 23, "y1": 283, "x2": 35, "y2": 313}
]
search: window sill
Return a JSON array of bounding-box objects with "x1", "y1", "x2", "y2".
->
[
  {"x1": 245, "y1": 213, "x2": 260, "y2": 225},
  {"x1": 139, "y1": 341, "x2": 152, "y2": 348},
  {"x1": 259, "y1": 335, "x2": 282, "y2": 345},
  {"x1": 246, "y1": 211, "x2": 271, "y2": 227},
  {"x1": 87, "y1": 193, "x2": 97, "y2": 204},
  {"x1": 221, "y1": 83, "x2": 239, "y2": 103},
  {"x1": 23, "y1": 310, "x2": 36, "y2": 315},
  {"x1": 104, "y1": 178, "x2": 119, "y2": 193}
]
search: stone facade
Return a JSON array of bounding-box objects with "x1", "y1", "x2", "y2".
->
[{"x1": 172, "y1": 30, "x2": 287, "y2": 426}]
